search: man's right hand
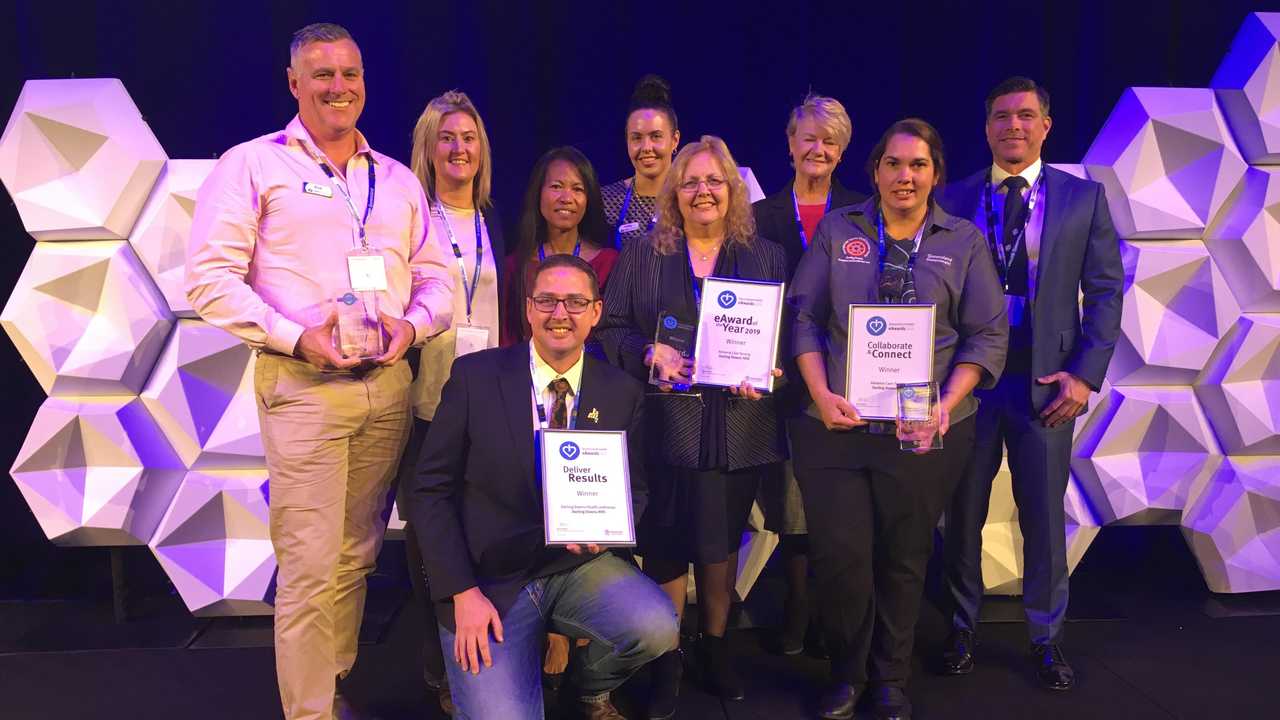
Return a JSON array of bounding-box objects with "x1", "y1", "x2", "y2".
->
[
  {"x1": 453, "y1": 587, "x2": 504, "y2": 674},
  {"x1": 293, "y1": 312, "x2": 361, "y2": 371},
  {"x1": 814, "y1": 390, "x2": 866, "y2": 432}
]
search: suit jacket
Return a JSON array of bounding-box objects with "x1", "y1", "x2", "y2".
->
[
  {"x1": 935, "y1": 165, "x2": 1123, "y2": 413},
  {"x1": 753, "y1": 178, "x2": 867, "y2": 278},
  {"x1": 405, "y1": 343, "x2": 647, "y2": 629}
]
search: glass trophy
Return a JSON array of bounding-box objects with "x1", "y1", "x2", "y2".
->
[
  {"x1": 650, "y1": 311, "x2": 696, "y2": 391},
  {"x1": 896, "y1": 381, "x2": 942, "y2": 452},
  {"x1": 334, "y1": 291, "x2": 384, "y2": 360}
]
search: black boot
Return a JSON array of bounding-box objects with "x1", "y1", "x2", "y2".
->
[
  {"x1": 647, "y1": 648, "x2": 683, "y2": 720},
  {"x1": 697, "y1": 634, "x2": 744, "y2": 701}
]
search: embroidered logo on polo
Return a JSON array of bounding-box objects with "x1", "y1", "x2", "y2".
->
[
  {"x1": 717, "y1": 290, "x2": 738, "y2": 309},
  {"x1": 866, "y1": 316, "x2": 887, "y2": 336},
  {"x1": 559, "y1": 441, "x2": 581, "y2": 460},
  {"x1": 839, "y1": 237, "x2": 872, "y2": 264}
]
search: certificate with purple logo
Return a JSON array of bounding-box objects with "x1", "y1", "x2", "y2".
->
[
  {"x1": 540, "y1": 430, "x2": 635, "y2": 546},
  {"x1": 693, "y1": 276, "x2": 785, "y2": 391},
  {"x1": 846, "y1": 304, "x2": 935, "y2": 420}
]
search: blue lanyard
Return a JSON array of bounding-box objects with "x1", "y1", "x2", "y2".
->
[
  {"x1": 875, "y1": 207, "x2": 926, "y2": 280},
  {"x1": 433, "y1": 199, "x2": 484, "y2": 323},
  {"x1": 613, "y1": 182, "x2": 655, "y2": 248},
  {"x1": 316, "y1": 156, "x2": 375, "y2": 250},
  {"x1": 792, "y1": 188, "x2": 832, "y2": 250},
  {"x1": 538, "y1": 237, "x2": 581, "y2": 261},
  {"x1": 983, "y1": 168, "x2": 1043, "y2": 292}
]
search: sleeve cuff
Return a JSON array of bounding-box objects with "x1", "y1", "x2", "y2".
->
[
  {"x1": 791, "y1": 330, "x2": 826, "y2": 358},
  {"x1": 266, "y1": 319, "x2": 307, "y2": 357}
]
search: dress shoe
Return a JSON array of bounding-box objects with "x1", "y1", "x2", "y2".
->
[
  {"x1": 697, "y1": 633, "x2": 745, "y2": 701},
  {"x1": 647, "y1": 648, "x2": 683, "y2": 720},
  {"x1": 871, "y1": 685, "x2": 912, "y2": 720},
  {"x1": 1031, "y1": 642, "x2": 1076, "y2": 691},
  {"x1": 814, "y1": 682, "x2": 861, "y2": 720},
  {"x1": 570, "y1": 693, "x2": 626, "y2": 720},
  {"x1": 940, "y1": 629, "x2": 976, "y2": 675}
]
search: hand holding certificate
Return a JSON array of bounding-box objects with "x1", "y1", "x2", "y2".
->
[
  {"x1": 541, "y1": 430, "x2": 636, "y2": 546},
  {"x1": 846, "y1": 304, "x2": 936, "y2": 420}
]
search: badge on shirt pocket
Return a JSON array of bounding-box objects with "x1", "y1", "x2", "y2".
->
[{"x1": 302, "y1": 182, "x2": 334, "y2": 198}]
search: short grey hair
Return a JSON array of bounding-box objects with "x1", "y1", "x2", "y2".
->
[{"x1": 289, "y1": 23, "x2": 355, "y2": 66}]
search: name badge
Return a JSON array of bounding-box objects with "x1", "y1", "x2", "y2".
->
[
  {"x1": 454, "y1": 324, "x2": 490, "y2": 358},
  {"x1": 540, "y1": 429, "x2": 636, "y2": 546},
  {"x1": 302, "y1": 182, "x2": 333, "y2": 198},
  {"x1": 347, "y1": 253, "x2": 389, "y2": 292},
  {"x1": 618, "y1": 222, "x2": 641, "y2": 234}
]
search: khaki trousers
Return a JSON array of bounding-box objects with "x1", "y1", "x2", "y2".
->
[{"x1": 254, "y1": 353, "x2": 412, "y2": 720}]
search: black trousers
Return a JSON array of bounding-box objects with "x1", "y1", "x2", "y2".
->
[
  {"x1": 395, "y1": 416, "x2": 447, "y2": 686},
  {"x1": 792, "y1": 414, "x2": 976, "y2": 687}
]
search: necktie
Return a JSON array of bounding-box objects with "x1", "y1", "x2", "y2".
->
[
  {"x1": 1001, "y1": 176, "x2": 1030, "y2": 297},
  {"x1": 548, "y1": 378, "x2": 572, "y2": 429}
]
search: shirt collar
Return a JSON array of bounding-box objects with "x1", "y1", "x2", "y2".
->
[
  {"x1": 284, "y1": 114, "x2": 376, "y2": 166},
  {"x1": 991, "y1": 158, "x2": 1042, "y2": 189},
  {"x1": 529, "y1": 341, "x2": 585, "y2": 397}
]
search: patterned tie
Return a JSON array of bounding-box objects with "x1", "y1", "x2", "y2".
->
[
  {"x1": 879, "y1": 236, "x2": 919, "y2": 304},
  {"x1": 1001, "y1": 175, "x2": 1030, "y2": 297},
  {"x1": 548, "y1": 378, "x2": 572, "y2": 429}
]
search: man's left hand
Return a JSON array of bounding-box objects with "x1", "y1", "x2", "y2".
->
[
  {"x1": 565, "y1": 543, "x2": 603, "y2": 555},
  {"x1": 375, "y1": 311, "x2": 416, "y2": 366},
  {"x1": 1037, "y1": 371, "x2": 1091, "y2": 428}
]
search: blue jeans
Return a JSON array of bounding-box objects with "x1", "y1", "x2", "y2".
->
[{"x1": 438, "y1": 552, "x2": 678, "y2": 720}]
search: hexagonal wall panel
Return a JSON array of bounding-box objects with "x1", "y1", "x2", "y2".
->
[
  {"x1": 1194, "y1": 313, "x2": 1280, "y2": 455},
  {"x1": 1071, "y1": 386, "x2": 1222, "y2": 525},
  {"x1": 140, "y1": 319, "x2": 263, "y2": 469},
  {"x1": 1181, "y1": 455, "x2": 1280, "y2": 593},
  {"x1": 1083, "y1": 87, "x2": 1247, "y2": 239},
  {"x1": 1108, "y1": 240, "x2": 1239, "y2": 385},
  {"x1": 0, "y1": 78, "x2": 167, "y2": 240},
  {"x1": 9, "y1": 395, "x2": 185, "y2": 546},
  {"x1": 1204, "y1": 168, "x2": 1280, "y2": 312},
  {"x1": 149, "y1": 469, "x2": 275, "y2": 616},
  {"x1": 1, "y1": 240, "x2": 174, "y2": 396},
  {"x1": 129, "y1": 160, "x2": 216, "y2": 317},
  {"x1": 1212, "y1": 12, "x2": 1280, "y2": 164}
]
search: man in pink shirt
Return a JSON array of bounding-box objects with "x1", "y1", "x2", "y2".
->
[{"x1": 185, "y1": 22, "x2": 452, "y2": 720}]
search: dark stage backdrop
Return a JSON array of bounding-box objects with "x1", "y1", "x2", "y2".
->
[{"x1": 0, "y1": 0, "x2": 1266, "y2": 598}]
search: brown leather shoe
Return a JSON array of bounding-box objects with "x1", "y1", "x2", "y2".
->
[
  {"x1": 436, "y1": 683, "x2": 455, "y2": 717},
  {"x1": 571, "y1": 694, "x2": 625, "y2": 720}
]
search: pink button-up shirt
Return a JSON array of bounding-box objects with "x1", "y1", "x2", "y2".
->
[{"x1": 186, "y1": 116, "x2": 453, "y2": 356}]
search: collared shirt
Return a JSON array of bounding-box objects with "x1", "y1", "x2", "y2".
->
[
  {"x1": 411, "y1": 200, "x2": 500, "y2": 420},
  {"x1": 186, "y1": 115, "x2": 453, "y2": 356},
  {"x1": 788, "y1": 197, "x2": 1009, "y2": 425},
  {"x1": 529, "y1": 341, "x2": 585, "y2": 430},
  {"x1": 987, "y1": 159, "x2": 1045, "y2": 326}
]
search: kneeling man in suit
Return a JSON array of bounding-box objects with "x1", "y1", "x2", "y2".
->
[{"x1": 406, "y1": 253, "x2": 678, "y2": 719}]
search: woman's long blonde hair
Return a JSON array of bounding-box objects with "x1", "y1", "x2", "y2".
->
[
  {"x1": 410, "y1": 90, "x2": 493, "y2": 208},
  {"x1": 650, "y1": 135, "x2": 756, "y2": 254}
]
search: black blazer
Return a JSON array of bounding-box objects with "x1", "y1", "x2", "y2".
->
[
  {"x1": 753, "y1": 178, "x2": 866, "y2": 277},
  {"x1": 406, "y1": 343, "x2": 647, "y2": 629},
  {"x1": 935, "y1": 165, "x2": 1123, "y2": 412},
  {"x1": 482, "y1": 204, "x2": 507, "y2": 292}
]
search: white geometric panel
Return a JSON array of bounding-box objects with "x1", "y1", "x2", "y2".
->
[
  {"x1": 1194, "y1": 313, "x2": 1280, "y2": 455},
  {"x1": 1212, "y1": 12, "x2": 1280, "y2": 164},
  {"x1": 149, "y1": 469, "x2": 275, "y2": 616},
  {"x1": 1204, "y1": 168, "x2": 1280, "y2": 312},
  {"x1": 129, "y1": 160, "x2": 216, "y2": 317},
  {"x1": 1071, "y1": 385, "x2": 1222, "y2": 525},
  {"x1": 0, "y1": 78, "x2": 167, "y2": 240},
  {"x1": 1181, "y1": 455, "x2": 1280, "y2": 593},
  {"x1": 9, "y1": 395, "x2": 185, "y2": 546},
  {"x1": 0, "y1": 240, "x2": 174, "y2": 396},
  {"x1": 140, "y1": 319, "x2": 263, "y2": 469},
  {"x1": 1083, "y1": 87, "x2": 1248, "y2": 239},
  {"x1": 1108, "y1": 240, "x2": 1240, "y2": 385},
  {"x1": 1047, "y1": 163, "x2": 1089, "y2": 180}
]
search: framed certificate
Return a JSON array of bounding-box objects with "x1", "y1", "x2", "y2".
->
[
  {"x1": 692, "y1": 276, "x2": 785, "y2": 392},
  {"x1": 540, "y1": 429, "x2": 636, "y2": 546},
  {"x1": 846, "y1": 304, "x2": 936, "y2": 420}
]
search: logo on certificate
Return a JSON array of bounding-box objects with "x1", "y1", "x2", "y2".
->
[
  {"x1": 558, "y1": 441, "x2": 581, "y2": 460},
  {"x1": 866, "y1": 316, "x2": 887, "y2": 336},
  {"x1": 843, "y1": 238, "x2": 870, "y2": 259},
  {"x1": 662, "y1": 315, "x2": 678, "y2": 330},
  {"x1": 716, "y1": 290, "x2": 738, "y2": 309}
]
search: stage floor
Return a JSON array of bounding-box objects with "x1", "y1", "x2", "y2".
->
[{"x1": 1, "y1": 527, "x2": 1277, "y2": 719}]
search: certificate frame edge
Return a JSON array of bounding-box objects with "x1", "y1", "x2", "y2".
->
[
  {"x1": 692, "y1": 275, "x2": 786, "y2": 393},
  {"x1": 845, "y1": 303, "x2": 937, "y2": 421},
  {"x1": 539, "y1": 428, "x2": 637, "y2": 547}
]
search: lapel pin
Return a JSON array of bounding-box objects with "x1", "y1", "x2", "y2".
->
[{"x1": 588, "y1": 408, "x2": 600, "y2": 423}]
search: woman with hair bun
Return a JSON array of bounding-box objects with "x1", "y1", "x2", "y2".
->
[{"x1": 601, "y1": 75, "x2": 682, "y2": 249}]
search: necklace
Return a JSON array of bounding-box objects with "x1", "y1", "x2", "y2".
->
[{"x1": 689, "y1": 240, "x2": 722, "y2": 262}]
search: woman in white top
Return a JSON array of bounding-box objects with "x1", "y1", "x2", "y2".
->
[{"x1": 398, "y1": 89, "x2": 504, "y2": 717}]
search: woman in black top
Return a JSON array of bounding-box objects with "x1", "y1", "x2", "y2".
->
[{"x1": 600, "y1": 135, "x2": 786, "y2": 713}]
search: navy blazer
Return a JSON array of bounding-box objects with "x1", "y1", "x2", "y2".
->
[
  {"x1": 406, "y1": 343, "x2": 647, "y2": 629},
  {"x1": 753, "y1": 179, "x2": 867, "y2": 278},
  {"x1": 935, "y1": 165, "x2": 1123, "y2": 412}
]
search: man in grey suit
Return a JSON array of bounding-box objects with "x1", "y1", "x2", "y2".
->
[{"x1": 935, "y1": 77, "x2": 1123, "y2": 691}]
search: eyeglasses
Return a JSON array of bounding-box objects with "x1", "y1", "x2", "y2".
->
[
  {"x1": 530, "y1": 295, "x2": 596, "y2": 313},
  {"x1": 678, "y1": 176, "x2": 727, "y2": 193}
]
